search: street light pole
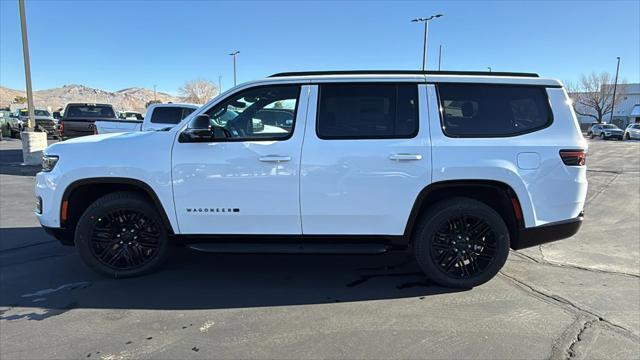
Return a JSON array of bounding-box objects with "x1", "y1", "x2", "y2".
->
[
  {"x1": 609, "y1": 56, "x2": 621, "y2": 124},
  {"x1": 487, "y1": 67, "x2": 492, "y2": 72},
  {"x1": 438, "y1": 45, "x2": 442, "y2": 71},
  {"x1": 229, "y1": 51, "x2": 240, "y2": 86},
  {"x1": 18, "y1": 0, "x2": 35, "y2": 131},
  {"x1": 411, "y1": 14, "x2": 443, "y2": 71}
]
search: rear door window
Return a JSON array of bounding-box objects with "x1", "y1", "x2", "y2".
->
[
  {"x1": 437, "y1": 84, "x2": 552, "y2": 137},
  {"x1": 316, "y1": 83, "x2": 419, "y2": 139}
]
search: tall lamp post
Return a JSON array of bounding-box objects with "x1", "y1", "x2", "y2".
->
[
  {"x1": 609, "y1": 56, "x2": 621, "y2": 124},
  {"x1": 411, "y1": 14, "x2": 443, "y2": 71},
  {"x1": 229, "y1": 51, "x2": 240, "y2": 86},
  {"x1": 19, "y1": 0, "x2": 46, "y2": 165},
  {"x1": 19, "y1": 0, "x2": 35, "y2": 131}
]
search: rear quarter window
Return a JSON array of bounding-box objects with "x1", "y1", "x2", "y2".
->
[{"x1": 437, "y1": 84, "x2": 552, "y2": 137}]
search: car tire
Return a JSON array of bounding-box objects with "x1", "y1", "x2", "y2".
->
[
  {"x1": 412, "y1": 197, "x2": 510, "y2": 288},
  {"x1": 600, "y1": 133, "x2": 605, "y2": 140},
  {"x1": 74, "y1": 191, "x2": 171, "y2": 278},
  {"x1": 589, "y1": 132, "x2": 594, "y2": 139},
  {"x1": 626, "y1": 133, "x2": 631, "y2": 140}
]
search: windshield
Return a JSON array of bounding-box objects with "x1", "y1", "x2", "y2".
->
[
  {"x1": 602, "y1": 124, "x2": 619, "y2": 129},
  {"x1": 66, "y1": 105, "x2": 115, "y2": 118},
  {"x1": 18, "y1": 109, "x2": 50, "y2": 117},
  {"x1": 124, "y1": 112, "x2": 143, "y2": 120}
]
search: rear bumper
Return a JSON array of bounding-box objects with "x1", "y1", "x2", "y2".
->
[{"x1": 512, "y1": 213, "x2": 583, "y2": 250}]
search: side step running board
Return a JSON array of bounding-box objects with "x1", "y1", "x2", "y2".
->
[{"x1": 187, "y1": 242, "x2": 391, "y2": 255}]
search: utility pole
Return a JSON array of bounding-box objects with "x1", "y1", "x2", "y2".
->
[
  {"x1": 218, "y1": 75, "x2": 222, "y2": 93},
  {"x1": 438, "y1": 45, "x2": 442, "y2": 71},
  {"x1": 18, "y1": 0, "x2": 35, "y2": 131},
  {"x1": 229, "y1": 51, "x2": 240, "y2": 86},
  {"x1": 487, "y1": 67, "x2": 492, "y2": 72},
  {"x1": 609, "y1": 56, "x2": 621, "y2": 123},
  {"x1": 411, "y1": 14, "x2": 443, "y2": 71}
]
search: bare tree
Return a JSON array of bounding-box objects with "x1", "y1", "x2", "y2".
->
[
  {"x1": 566, "y1": 72, "x2": 627, "y2": 123},
  {"x1": 178, "y1": 78, "x2": 219, "y2": 104}
]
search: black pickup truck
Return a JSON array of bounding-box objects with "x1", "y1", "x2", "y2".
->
[{"x1": 60, "y1": 103, "x2": 117, "y2": 140}]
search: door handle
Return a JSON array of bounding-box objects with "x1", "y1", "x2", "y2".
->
[
  {"x1": 259, "y1": 155, "x2": 292, "y2": 162},
  {"x1": 389, "y1": 154, "x2": 422, "y2": 161}
]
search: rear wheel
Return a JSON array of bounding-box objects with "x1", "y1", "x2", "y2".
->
[
  {"x1": 413, "y1": 198, "x2": 510, "y2": 288},
  {"x1": 75, "y1": 191, "x2": 170, "y2": 278}
]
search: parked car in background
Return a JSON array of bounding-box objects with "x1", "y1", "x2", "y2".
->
[
  {"x1": 589, "y1": 123, "x2": 623, "y2": 140},
  {"x1": 3, "y1": 111, "x2": 22, "y2": 138},
  {"x1": 623, "y1": 123, "x2": 640, "y2": 140},
  {"x1": 119, "y1": 111, "x2": 144, "y2": 120},
  {"x1": 37, "y1": 70, "x2": 586, "y2": 288},
  {"x1": 8, "y1": 108, "x2": 59, "y2": 139},
  {"x1": 0, "y1": 110, "x2": 12, "y2": 138},
  {"x1": 94, "y1": 103, "x2": 198, "y2": 134},
  {"x1": 59, "y1": 103, "x2": 117, "y2": 140}
]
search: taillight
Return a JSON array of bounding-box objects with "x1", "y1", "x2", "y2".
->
[
  {"x1": 560, "y1": 149, "x2": 586, "y2": 166},
  {"x1": 92, "y1": 124, "x2": 97, "y2": 135},
  {"x1": 59, "y1": 121, "x2": 64, "y2": 135}
]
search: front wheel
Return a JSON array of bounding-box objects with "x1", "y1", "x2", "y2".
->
[
  {"x1": 625, "y1": 133, "x2": 631, "y2": 140},
  {"x1": 600, "y1": 133, "x2": 605, "y2": 140},
  {"x1": 75, "y1": 191, "x2": 170, "y2": 278},
  {"x1": 412, "y1": 198, "x2": 510, "y2": 288}
]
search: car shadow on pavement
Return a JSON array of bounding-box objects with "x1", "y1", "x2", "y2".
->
[
  {"x1": 0, "y1": 229, "x2": 463, "y2": 319},
  {"x1": 0, "y1": 148, "x2": 41, "y2": 176}
]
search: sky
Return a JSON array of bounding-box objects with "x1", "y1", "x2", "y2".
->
[{"x1": 1, "y1": 0, "x2": 639, "y2": 95}]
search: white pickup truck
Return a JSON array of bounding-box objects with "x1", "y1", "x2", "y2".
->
[{"x1": 95, "y1": 103, "x2": 198, "y2": 134}]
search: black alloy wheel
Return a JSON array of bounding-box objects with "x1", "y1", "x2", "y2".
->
[
  {"x1": 430, "y1": 214, "x2": 497, "y2": 279},
  {"x1": 89, "y1": 209, "x2": 161, "y2": 270},
  {"x1": 75, "y1": 191, "x2": 170, "y2": 277},
  {"x1": 413, "y1": 197, "x2": 510, "y2": 288}
]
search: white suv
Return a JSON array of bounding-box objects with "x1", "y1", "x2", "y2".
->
[{"x1": 35, "y1": 70, "x2": 587, "y2": 288}]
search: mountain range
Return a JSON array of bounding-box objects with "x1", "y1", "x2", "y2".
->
[{"x1": 0, "y1": 84, "x2": 181, "y2": 113}]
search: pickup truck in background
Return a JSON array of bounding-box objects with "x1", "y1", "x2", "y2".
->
[
  {"x1": 9, "y1": 108, "x2": 59, "y2": 139},
  {"x1": 60, "y1": 103, "x2": 117, "y2": 140},
  {"x1": 95, "y1": 103, "x2": 198, "y2": 134}
]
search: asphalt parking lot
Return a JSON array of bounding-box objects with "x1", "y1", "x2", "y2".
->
[{"x1": 1, "y1": 137, "x2": 639, "y2": 359}]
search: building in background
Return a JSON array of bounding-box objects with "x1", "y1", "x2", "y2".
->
[{"x1": 571, "y1": 83, "x2": 640, "y2": 130}]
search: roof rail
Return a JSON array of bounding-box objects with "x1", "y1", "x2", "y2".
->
[{"x1": 269, "y1": 70, "x2": 540, "y2": 78}]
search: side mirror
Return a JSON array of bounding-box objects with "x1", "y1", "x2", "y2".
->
[{"x1": 179, "y1": 114, "x2": 213, "y2": 142}]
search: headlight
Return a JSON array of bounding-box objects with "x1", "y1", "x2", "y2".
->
[{"x1": 42, "y1": 155, "x2": 59, "y2": 172}]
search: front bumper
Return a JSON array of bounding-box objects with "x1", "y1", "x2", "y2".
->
[
  {"x1": 604, "y1": 133, "x2": 623, "y2": 139},
  {"x1": 512, "y1": 213, "x2": 583, "y2": 250}
]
